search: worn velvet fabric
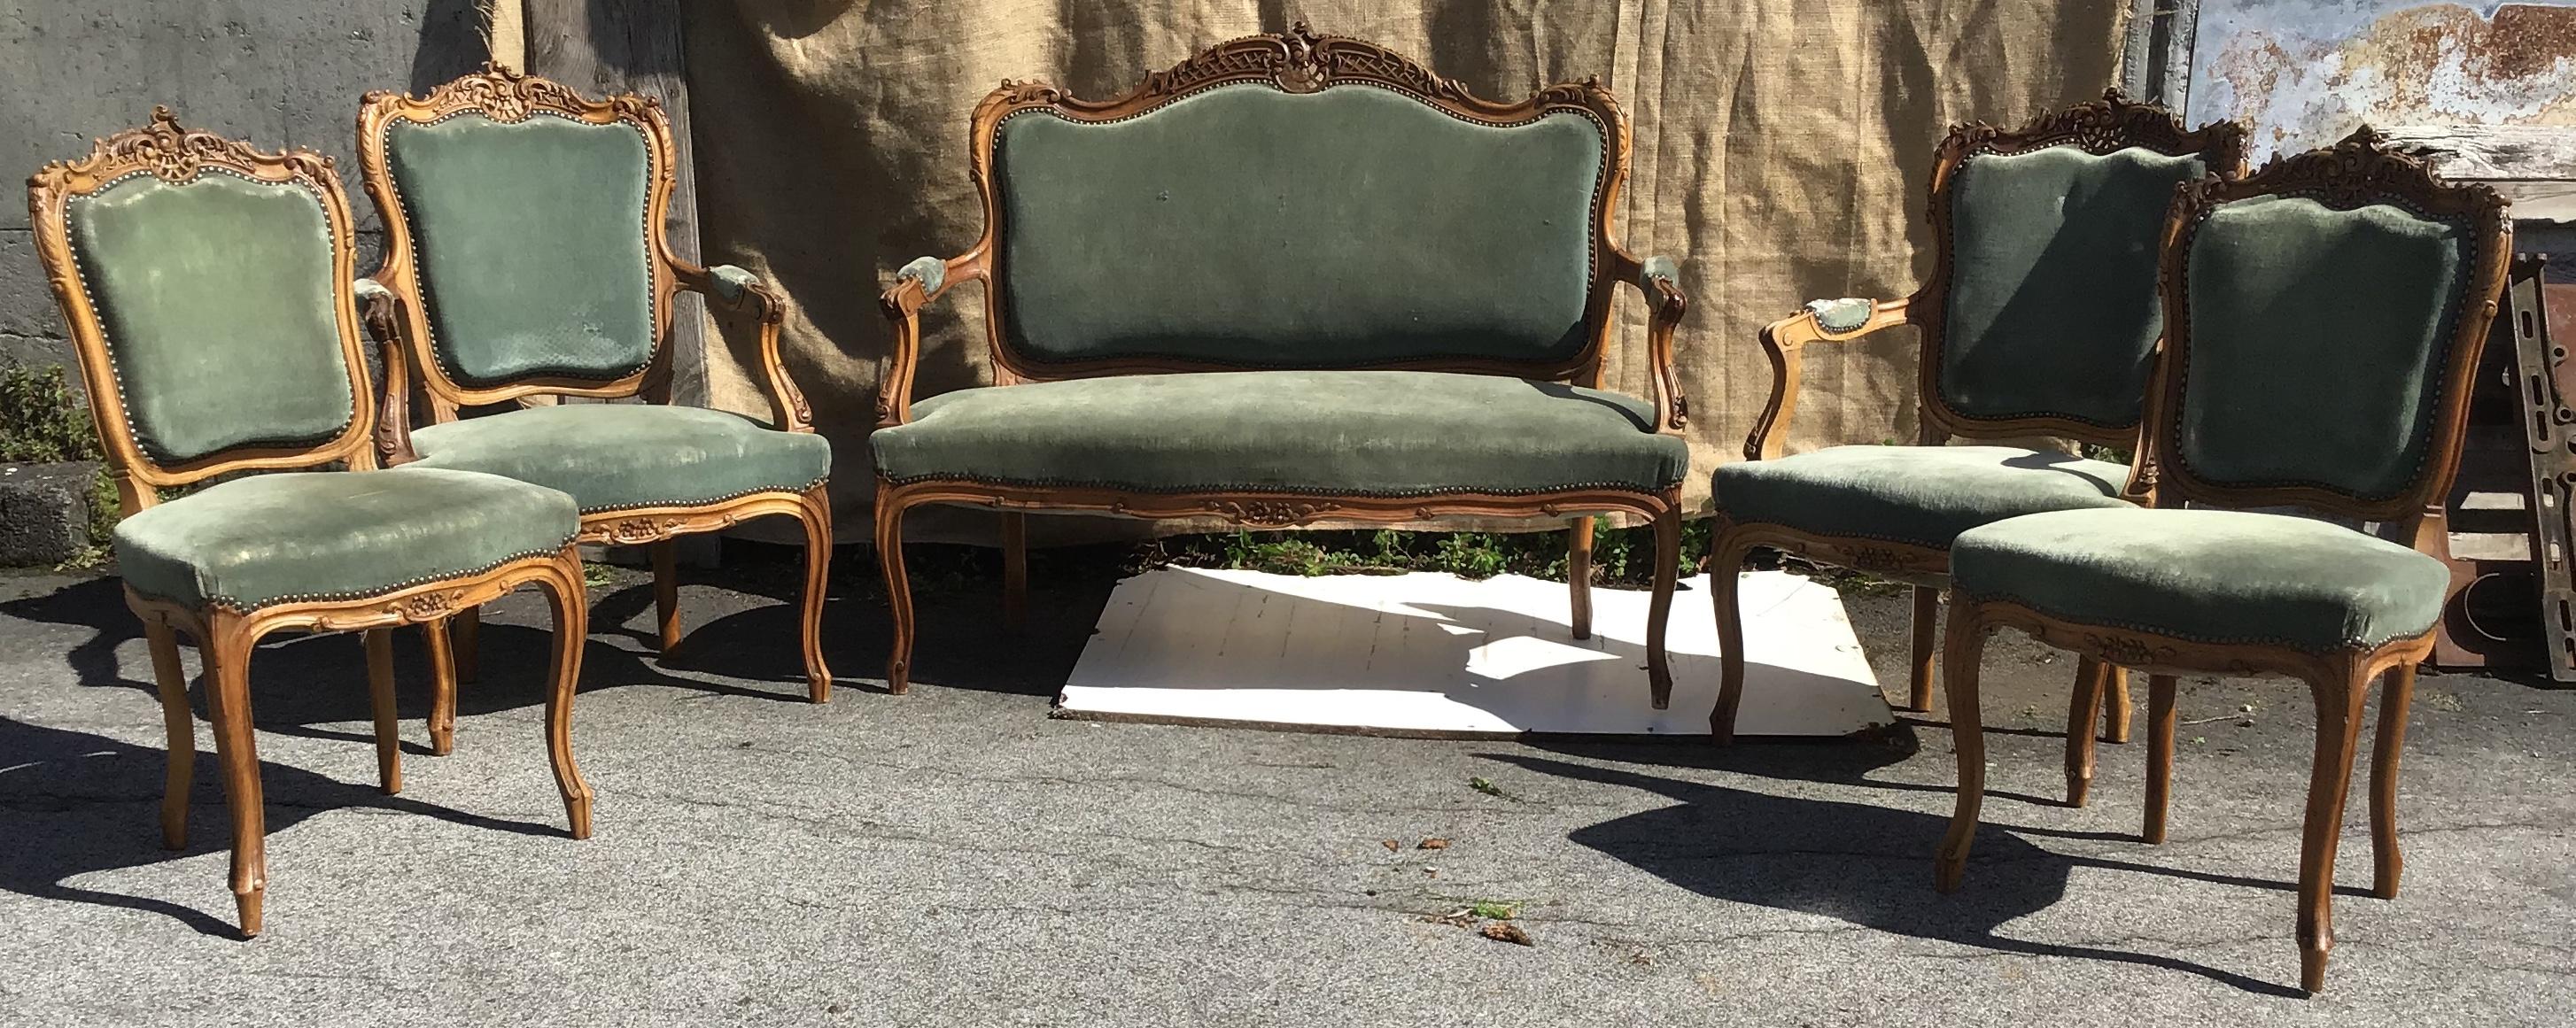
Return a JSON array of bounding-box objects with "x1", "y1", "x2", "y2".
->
[
  {"x1": 383, "y1": 113, "x2": 657, "y2": 387},
  {"x1": 1940, "y1": 144, "x2": 2207, "y2": 427},
  {"x1": 408, "y1": 404, "x2": 831, "y2": 513},
  {"x1": 1711, "y1": 444, "x2": 2130, "y2": 547},
  {"x1": 114, "y1": 468, "x2": 578, "y2": 611},
  {"x1": 1951, "y1": 507, "x2": 2450, "y2": 652},
  {"x1": 2176, "y1": 195, "x2": 2471, "y2": 500},
  {"x1": 992, "y1": 83, "x2": 1602, "y2": 369},
  {"x1": 66, "y1": 171, "x2": 355, "y2": 463},
  {"x1": 872, "y1": 371, "x2": 1686, "y2": 497}
]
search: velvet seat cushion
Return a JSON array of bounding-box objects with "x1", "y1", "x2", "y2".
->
[
  {"x1": 1711, "y1": 445, "x2": 2131, "y2": 548},
  {"x1": 408, "y1": 404, "x2": 831, "y2": 514},
  {"x1": 871, "y1": 370, "x2": 1687, "y2": 497},
  {"x1": 1951, "y1": 507, "x2": 2450, "y2": 653},
  {"x1": 115, "y1": 468, "x2": 578, "y2": 611}
]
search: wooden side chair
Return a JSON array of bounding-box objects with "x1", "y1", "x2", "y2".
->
[
  {"x1": 356, "y1": 65, "x2": 834, "y2": 726},
  {"x1": 28, "y1": 108, "x2": 596, "y2": 936},
  {"x1": 1707, "y1": 92, "x2": 2247, "y2": 782},
  {"x1": 1934, "y1": 128, "x2": 2511, "y2": 993}
]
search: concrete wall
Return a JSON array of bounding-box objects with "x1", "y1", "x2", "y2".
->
[{"x1": 0, "y1": 1, "x2": 490, "y2": 383}]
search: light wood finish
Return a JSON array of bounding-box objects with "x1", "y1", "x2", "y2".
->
[
  {"x1": 2102, "y1": 668, "x2": 2133, "y2": 743},
  {"x1": 420, "y1": 617, "x2": 458, "y2": 756},
  {"x1": 363, "y1": 629, "x2": 401, "y2": 794},
  {"x1": 2061, "y1": 657, "x2": 2106, "y2": 807},
  {"x1": 1568, "y1": 517, "x2": 1595, "y2": 640},
  {"x1": 30, "y1": 112, "x2": 599, "y2": 937},
  {"x1": 873, "y1": 27, "x2": 1688, "y2": 700},
  {"x1": 450, "y1": 606, "x2": 480, "y2": 684},
  {"x1": 1001, "y1": 512, "x2": 1027, "y2": 630},
  {"x1": 1712, "y1": 92, "x2": 2246, "y2": 748},
  {"x1": 358, "y1": 66, "x2": 834, "y2": 706},
  {"x1": 651, "y1": 539, "x2": 681, "y2": 652},
  {"x1": 1935, "y1": 128, "x2": 2512, "y2": 993}
]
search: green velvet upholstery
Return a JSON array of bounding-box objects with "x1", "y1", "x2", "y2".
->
[
  {"x1": 66, "y1": 171, "x2": 355, "y2": 463},
  {"x1": 408, "y1": 404, "x2": 831, "y2": 513},
  {"x1": 873, "y1": 371, "x2": 1685, "y2": 497},
  {"x1": 895, "y1": 255, "x2": 944, "y2": 296},
  {"x1": 1711, "y1": 445, "x2": 2130, "y2": 548},
  {"x1": 1951, "y1": 507, "x2": 2450, "y2": 652},
  {"x1": 384, "y1": 113, "x2": 656, "y2": 386},
  {"x1": 1941, "y1": 144, "x2": 2207, "y2": 427},
  {"x1": 708, "y1": 264, "x2": 759, "y2": 303},
  {"x1": 2176, "y1": 194, "x2": 2471, "y2": 499},
  {"x1": 992, "y1": 83, "x2": 1604, "y2": 368},
  {"x1": 115, "y1": 468, "x2": 578, "y2": 611},
  {"x1": 1808, "y1": 298, "x2": 1874, "y2": 333}
]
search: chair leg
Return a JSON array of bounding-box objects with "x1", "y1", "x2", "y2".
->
[
  {"x1": 537, "y1": 554, "x2": 594, "y2": 839},
  {"x1": 362, "y1": 629, "x2": 401, "y2": 795},
  {"x1": 420, "y1": 617, "x2": 457, "y2": 757},
  {"x1": 2295, "y1": 660, "x2": 2372, "y2": 994},
  {"x1": 143, "y1": 621, "x2": 193, "y2": 852},
  {"x1": 1566, "y1": 516, "x2": 1594, "y2": 640},
  {"x1": 2370, "y1": 661, "x2": 2416, "y2": 900},
  {"x1": 1000, "y1": 511, "x2": 1027, "y2": 633},
  {"x1": 1644, "y1": 506, "x2": 1680, "y2": 711},
  {"x1": 201, "y1": 625, "x2": 266, "y2": 937},
  {"x1": 2061, "y1": 657, "x2": 2106, "y2": 808},
  {"x1": 797, "y1": 485, "x2": 835, "y2": 704},
  {"x1": 1934, "y1": 599, "x2": 1991, "y2": 894},
  {"x1": 452, "y1": 604, "x2": 480, "y2": 684},
  {"x1": 651, "y1": 539, "x2": 682, "y2": 653},
  {"x1": 875, "y1": 484, "x2": 915, "y2": 695},
  {"x1": 2145, "y1": 674, "x2": 2179, "y2": 843},
  {"x1": 1905, "y1": 585, "x2": 1939, "y2": 713},
  {"x1": 2103, "y1": 666, "x2": 2133, "y2": 743},
  {"x1": 1707, "y1": 524, "x2": 1758, "y2": 743}
]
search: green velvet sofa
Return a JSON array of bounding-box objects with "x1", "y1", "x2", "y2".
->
[{"x1": 871, "y1": 27, "x2": 1691, "y2": 701}]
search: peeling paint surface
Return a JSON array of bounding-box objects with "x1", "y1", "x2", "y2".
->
[{"x1": 2189, "y1": 1, "x2": 2576, "y2": 161}]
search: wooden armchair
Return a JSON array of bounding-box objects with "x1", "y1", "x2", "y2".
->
[
  {"x1": 28, "y1": 109, "x2": 594, "y2": 936},
  {"x1": 356, "y1": 66, "x2": 834, "y2": 730},
  {"x1": 1707, "y1": 92, "x2": 2247, "y2": 777},
  {"x1": 1935, "y1": 128, "x2": 2511, "y2": 993},
  {"x1": 873, "y1": 27, "x2": 1689, "y2": 700}
]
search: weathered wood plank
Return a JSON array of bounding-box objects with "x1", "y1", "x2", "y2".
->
[
  {"x1": 519, "y1": 0, "x2": 708, "y2": 405},
  {"x1": 2386, "y1": 124, "x2": 2576, "y2": 224}
]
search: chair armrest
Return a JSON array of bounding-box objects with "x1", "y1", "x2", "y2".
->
[
  {"x1": 1743, "y1": 297, "x2": 1913, "y2": 461},
  {"x1": 354, "y1": 276, "x2": 418, "y2": 467},
  {"x1": 875, "y1": 249, "x2": 990, "y2": 428},
  {"x1": 1620, "y1": 253, "x2": 1689, "y2": 432},
  {"x1": 671, "y1": 261, "x2": 814, "y2": 434}
]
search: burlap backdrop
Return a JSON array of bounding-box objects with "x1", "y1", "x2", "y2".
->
[{"x1": 678, "y1": 2, "x2": 2126, "y2": 542}]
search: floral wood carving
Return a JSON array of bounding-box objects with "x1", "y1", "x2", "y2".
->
[
  {"x1": 1210, "y1": 499, "x2": 1344, "y2": 527},
  {"x1": 1944, "y1": 88, "x2": 2246, "y2": 162},
  {"x1": 36, "y1": 105, "x2": 334, "y2": 189},
  {"x1": 404, "y1": 62, "x2": 632, "y2": 123},
  {"x1": 601, "y1": 515, "x2": 691, "y2": 545}
]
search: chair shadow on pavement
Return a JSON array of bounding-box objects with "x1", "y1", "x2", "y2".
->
[
  {"x1": 1484, "y1": 743, "x2": 2312, "y2": 998},
  {"x1": 0, "y1": 715, "x2": 559, "y2": 937}
]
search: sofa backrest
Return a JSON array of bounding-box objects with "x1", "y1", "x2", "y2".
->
[{"x1": 972, "y1": 34, "x2": 1624, "y2": 379}]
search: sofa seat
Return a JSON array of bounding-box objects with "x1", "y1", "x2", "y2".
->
[
  {"x1": 409, "y1": 404, "x2": 831, "y2": 514},
  {"x1": 871, "y1": 370, "x2": 1688, "y2": 497},
  {"x1": 1951, "y1": 507, "x2": 2450, "y2": 653},
  {"x1": 1713, "y1": 445, "x2": 2131, "y2": 548},
  {"x1": 115, "y1": 468, "x2": 578, "y2": 611}
]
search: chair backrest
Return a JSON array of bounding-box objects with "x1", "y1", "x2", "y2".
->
[
  {"x1": 359, "y1": 66, "x2": 678, "y2": 406},
  {"x1": 964, "y1": 27, "x2": 1627, "y2": 383},
  {"x1": 2147, "y1": 126, "x2": 2510, "y2": 524},
  {"x1": 28, "y1": 107, "x2": 374, "y2": 511},
  {"x1": 1917, "y1": 91, "x2": 2248, "y2": 450}
]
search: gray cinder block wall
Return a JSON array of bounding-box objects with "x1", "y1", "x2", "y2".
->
[{"x1": 0, "y1": 1, "x2": 490, "y2": 386}]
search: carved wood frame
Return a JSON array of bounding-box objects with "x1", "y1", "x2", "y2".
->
[
  {"x1": 27, "y1": 107, "x2": 384, "y2": 516},
  {"x1": 868, "y1": 26, "x2": 1688, "y2": 704},
  {"x1": 355, "y1": 63, "x2": 811, "y2": 434},
  {"x1": 876, "y1": 22, "x2": 1686, "y2": 429},
  {"x1": 31, "y1": 112, "x2": 594, "y2": 936},
  {"x1": 1934, "y1": 128, "x2": 2511, "y2": 994},
  {"x1": 1742, "y1": 89, "x2": 2252, "y2": 461},
  {"x1": 359, "y1": 66, "x2": 834, "y2": 704}
]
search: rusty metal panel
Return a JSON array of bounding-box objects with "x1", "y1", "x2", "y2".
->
[{"x1": 2187, "y1": 1, "x2": 2576, "y2": 162}]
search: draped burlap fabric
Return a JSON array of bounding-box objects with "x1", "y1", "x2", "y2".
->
[{"x1": 678, "y1": 3, "x2": 2125, "y2": 539}]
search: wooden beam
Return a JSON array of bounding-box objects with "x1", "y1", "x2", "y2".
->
[
  {"x1": 2386, "y1": 124, "x2": 2576, "y2": 225},
  {"x1": 519, "y1": 0, "x2": 710, "y2": 405}
]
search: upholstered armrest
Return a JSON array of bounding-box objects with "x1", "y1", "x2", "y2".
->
[
  {"x1": 1616, "y1": 253, "x2": 1689, "y2": 432},
  {"x1": 1743, "y1": 296, "x2": 1913, "y2": 461},
  {"x1": 670, "y1": 261, "x2": 813, "y2": 434},
  {"x1": 353, "y1": 276, "x2": 418, "y2": 466},
  {"x1": 877, "y1": 249, "x2": 991, "y2": 427}
]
